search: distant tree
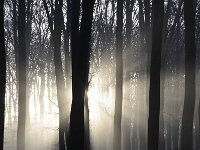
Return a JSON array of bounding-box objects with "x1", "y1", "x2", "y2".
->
[
  {"x1": 17, "y1": 0, "x2": 27, "y2": 149},
  {"x1": 181, "y1": 0, "x2": 196, "y2": 149},
  {"x1": 148, "y1": 0, "x2": 164, "y2": 150},
  {"x1": 43, "y1": 0, "x2": 68, "y2": 149},
  {"x1": 12, "y1": 0, "x2": 18, "y2": 122},
  {"x1": 64, "y1": 0, "x2": 71, "y2": 80},
  {"x1": 123, "y1": 0, "x2": 134, "y2": 149},
  {"x1": 25, "y1": 0, "x2": 33, "y2": 127},
  {"x1": 159, "y1": 1, "x2": 173, "y2": 149},
  {"x1": 63, "y1": 0, "x2": 72, "y2": 142},
  {"x1": 0, "y1": 0, "x2": 6, "y2": 149},
  {"x1": 113, "y1": 0, "x2": 123, "y2": 149}
]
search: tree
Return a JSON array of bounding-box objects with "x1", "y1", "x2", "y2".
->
[
  {"x1": 12, "y1": 0, "x2": 18, "y2": 122},
  {"x1": 148, "y1": 0, "x2": 164, "y2": 150},
  {"x1": 68, "y1": 0, "x2": 95, "y2": 149},
  {"x1": 43, "y1": 0, "x2": 68, "y2": 149},
  {"x1": 0, "y1": 0, "x2": 6, "y2": 149},
  {"x1": 113, "y1": 0, "x2": 123, "y2": 149},
  {"x1": 122, "y1": 0, "x2": 134, "y2": 149},
  {"x1": 63, "y1": 0, "x2": 72, "y2": 142},
  {"x1": 181, "y1": 0, "x2": 196, "y2": 149},
  {"x1": 17, "y1": 0, "x2": 27, "y2": 149},
  {"x1": 159, "y1": 1, "x2": 173, "y2": 149}
]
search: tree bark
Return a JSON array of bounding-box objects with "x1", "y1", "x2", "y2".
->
[
  {"x1": 68, "y1": 0, "x2": 95, "y2": 149},
  {"x1": 113, "y1": 0, "x2": 123, "y2": 149},
  {"x1": 181, "y1": 0, "x2": 196, "y2": 149},
  {"x1": 148, "y1": 0, "x2": 164, "y2": 150},
  {"x1": 43, "y1": 0, "x2": 68, "y2": 149},
  {"x1": 0, "y1": 0, "x2": 6, "y2": 149},
  {"x1": 122, "y1": 0, "x2": 134, "y2": 149},
  {"x1": 17, "y1": 0, "x2": 27, "y2": 149},
  {"x1": 12, "y1": 0, "x2": 19, "y2": 123}
]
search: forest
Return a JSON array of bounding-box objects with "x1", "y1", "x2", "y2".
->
[{"x1": 0, "y1": 0, "x2": 200, "y2": 150}]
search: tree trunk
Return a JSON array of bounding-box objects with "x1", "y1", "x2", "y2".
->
[
  {"x1": 148, "y1": 0, "x2": 164, "y2": 150},
  {"x1": 181, "y1": 0, "x2": 196, "y2": 149},
  {"x1": 12, "y1": 0, "x2": 19, "y2": 123},
  {"x1": 25, "y1": 0, "x2": 33, "y2": 129},
  {"x1": 113, "y1": 0, "x2": 123, "y2": 149},
  {"x1": 63, "y1": 0, "x2": 72, "y2": 144},
  {"x1": 122, "y1": 0, "x2": 133, "y2": 149},
  {"x1": 17, "y1": 0, "x2": 27, "y2": 149},
  {"x1": 43, "y1": 1, "x2": 68, "y2": 149},
  {"x1": 0, "y1": 0, "x2": 6, "y2": 149},
  {"x1": 68, "y1": 0, "x2": 95, "y2": 149},
  {"x1": 68, "y1": 1, "x2": 81, "y2": 147},
  {"x1": 39, "y1": 72, "x2": 45, "y2": 119}
]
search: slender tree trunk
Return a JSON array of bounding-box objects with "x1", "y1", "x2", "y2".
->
[
  {"x1": 199, "y1": 100, "x2": 200, "y2": 149},
  {"x1": 17, "y1": 0, "x2": 27, "y2": 149},
  {"x1": 25, "y1": 0, "x2": 33, "y2": 128},
  {"x1": 84, "y1": 85, "x2": 90, "y2": 150},
  {"x1": 64, "y1": 0, "x2": 71, "y2": 80},
  {"x1": 148, "y1": 0, "x2": 164, "y2": 150},
  {"x1": 0, "y1": 0, "x2": 6, "y2": 149},
  {"x1": 181, "y1": 0, "x2": 196, "y2": 149},
  {"x1": 39, "y1": 72, "x2": 45, "y2": 119},
  {"x1": 144, "y1": 0, "x2": 151, "y2": 110},
  {"x1": 43, "y1": 1, "x2": 68, "y2": 149},
  {"x1": 12, "y1": 0, "x2": 19, "y2": 123},
  {"x1": 53, "y1": 1, "x2": 67, "y2": 149},
  {"x1": 113, "y1": 0, "x2": 123, "y2": 149},
  {"x1": 122, "y1": 0, "x2": 133, "y2": 149},
  {"x1": 159, "y1": 1, "x2": 174, "y2": 150},
  {"x1": 47, "y1": 40, "x2": 53, "y2": 114},
  {"x1": 63, "y1": 0, "x2": 72, "y2": 144}
]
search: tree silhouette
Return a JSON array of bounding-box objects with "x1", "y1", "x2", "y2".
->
[
  {"x1": 148, "y1": 0, "x2": 164, "y2": 150},
  {"x1": 113, "y1": 0, "x2": 123, "y2": 149},
  {"x1": 68, "y1": 0, "x2": 95, "y2": 149},
  {"x1": 0, "y1": 0, "x2": 6, "y2": 149},
  {"x1": 181, "y1": 0, "x2": 196, "y2": 149},
  {"x1": 17, "y1": 0, "x2": 27, "y2": 149}
]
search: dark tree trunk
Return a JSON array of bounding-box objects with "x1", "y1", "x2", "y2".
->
[
  {"x1": 181, "y1": 0, "x2": 196, "y2": 149},
  {"x1": 17, "y1": 0, "x2": 27, "y2": 149},
  {"x1": 113, "y1": 0, "x2": 123, "y2": 149},
  {"x1": 68, "y1": 0, "x2": 95, "y2": 149},
  {"x1": 148, "y1": 0, "x2": 164, "y2": 150},
  {"x1": 43, "y1": 0, "x2": 68, "y2": 149},
  {"x1": 53, "y1": 1, "x2": 67, "y2": 149},
  {"x1": 68, "y1": 0, "x2": 81, "y2": 148},
  {"x1": 0, "y1": 0, "x2": 6, "y2": 149},
  {"x1": 199, "y1": 100, "x2": 200, "y2": 149}
]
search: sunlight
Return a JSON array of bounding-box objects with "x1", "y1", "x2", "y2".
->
[{"x1": 88, "y1": 76, "x2": 101, "y2": 122}]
